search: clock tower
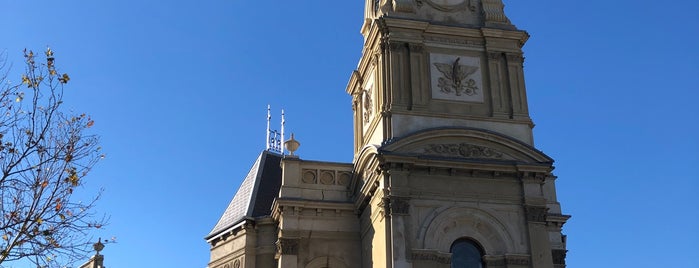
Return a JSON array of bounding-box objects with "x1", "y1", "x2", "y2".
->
[
  {"x1": 206, "y1": 1, "x2": 569, "y2": 268},
  {"x1": 346, "y1": 0, "x2": 570, "y2": 267}
]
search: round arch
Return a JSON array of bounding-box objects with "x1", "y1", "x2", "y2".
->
[
  {"x1": 305, "y1": 256, "x2": 348, "y2": 268},
  {"x1": 419, "y1": 206, "x2": 515, "y2": 255}
]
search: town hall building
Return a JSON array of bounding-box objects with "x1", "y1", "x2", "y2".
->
[{"x1": 205, "y1": 0, "x2": 569, "y2": 267}]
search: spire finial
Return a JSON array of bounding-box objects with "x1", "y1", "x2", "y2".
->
[
  {"x1": 266, "y1": 105, "x2": 271, "y2": 151},
  {"x1": 93, "y1": 238, "x2": 105, "y2": 255},
  {"x1": 281, "y1": 109, "x2": 286, "y2": 155},
  {"x1": 265, "y1": 106, "x2": 284, "y2": 154}
]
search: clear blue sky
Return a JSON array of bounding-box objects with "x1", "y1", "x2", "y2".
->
[{"x1": 2, "y1": 1, "x2": 698, "y2": 267}]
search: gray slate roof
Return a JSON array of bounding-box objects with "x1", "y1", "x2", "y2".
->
[{"x1": 206, "y1": 151, "x2": 282, "y2": 239}]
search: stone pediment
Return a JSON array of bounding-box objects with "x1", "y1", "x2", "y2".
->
[
  {"x1": 380, "y1": 127, "x2": 552, "y2": 164},
  {"x1": 422, "y1": 142, "x2": 509, "y2": 160}
]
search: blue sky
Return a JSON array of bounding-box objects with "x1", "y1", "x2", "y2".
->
[{"x1": 2, "y1": 1, "x2": 698, "y2": 267}]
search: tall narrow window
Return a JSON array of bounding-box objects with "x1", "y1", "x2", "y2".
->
[{"x1": 450, "y1": 239, "x2": 484, "y2": 268}]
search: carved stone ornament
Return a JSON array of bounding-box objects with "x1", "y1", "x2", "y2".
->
[
  {"x1": 363, "y1": 89, "x2": 373, "y2": 123},
  {"x1": 424, "y1": 143, "x2": 504, "y2": 159},
  {"x1": 482, "y1": 0, "x2": 511, "y2": 24},
  {"x1": 276, "y1": 238, "x2": 299, "y2": 255},
  {"x1": 552, "y1": 249, "x2": 567, "y2": 265},
  {"x1": 233, "y1": 259, "x2": 241, "y2": 268},
  {"x1": 411, "y1": 250, "x2": 451, "y2": 264},
  {"x1": 488, "y1": 52, "x2": 502, "y2": 61},
  {"x1": 409, "y1": 43, "x2": 424, "y2": 53},
  {"x1": 388, "y1": 42, "x2": 403, "y2": 51},
  {"x1": 320, "y1": 170, "x2": 335, "y2": 185},
  {"x1": 389, "y1": 197, "x2": 410, "y2": 215},
  {"x1": 337, "y1": 172, "x2": 352, "y2": 186},
  {"x1": 506, "y1": 53, "x2": 524, "y2": 64},
  {"x1": 525, "y1": 205, "x2": 549, "y2": 222},
  {"x1": 302, "y1": 169, "x2": 317, "y2": 184},
  {"x1": 430, "y1": 54, "x2": 484, "y2": 102},
  {"x1": 434, "y1": 57, "x2": 479, "y2": 96},
  {"x1": 415, "y1": 0, "x2": 476, "y2": 12}
]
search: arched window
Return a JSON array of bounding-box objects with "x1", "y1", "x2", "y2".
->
[{"x1": 450, "y1": 238, "x2": 484, "y2": 268}]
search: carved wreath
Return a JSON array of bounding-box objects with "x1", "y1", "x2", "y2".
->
[
  {"x1": 424, "y1": 143, "x2": 503, "y2": 159},
  {"x1": 434, "y1": 57, "x2": 479, "y2": 96}
]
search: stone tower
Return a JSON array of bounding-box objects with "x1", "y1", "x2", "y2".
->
[
  {"x1": 206, "y1": 1, "x2": 569, "y2": 267},
  {"x1": 345, "y1": 0, "x2": 569, "y2": 267}
]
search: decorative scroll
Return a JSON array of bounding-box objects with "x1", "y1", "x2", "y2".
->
[
  {"x1": 389, "y1": 197, "x2": 410, "y2": 215},
  {"x1": 276, "y1": 238, "x2": 299, "y2": 255},
  {"x1": 424, "y1": 143, "x2": 504, "y2": 159}
]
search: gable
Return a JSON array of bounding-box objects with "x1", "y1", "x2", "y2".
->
[{"x1": 380, "y1": 127, "x2": 553, "y2": 164}]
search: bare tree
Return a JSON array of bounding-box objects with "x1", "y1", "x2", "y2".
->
[{"x1": 0, "y1": 48, "x2": 105, "y2": 267}]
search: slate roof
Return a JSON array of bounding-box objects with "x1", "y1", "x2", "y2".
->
[{"x1": 206, "y1": 151, "x2": 282, "y2": 240}]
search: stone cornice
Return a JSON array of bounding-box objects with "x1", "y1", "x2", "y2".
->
[
  {"x1": 411, "y1": 249, "x2": 451, "y2": 264},
  {"x1": 388, "y1": 109, "x2": 533, "y2": 127},
  {"x1": 272, "y1": 198, "x2": 355, "y2": 221}
]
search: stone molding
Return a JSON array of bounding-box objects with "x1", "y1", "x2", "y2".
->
[
  {"x1": 393, "y1": 0, "x2": 414, "y2": 13},
  {"x1": 484, "y1": 254, "x2": 531, "y2": 266},
  {"x1": 505, "y1": 254, "x2": 531, "y2": 265},
  {"x1": 524, "y1": 205, "x2": 549, "y2": 222},
  {"x1": 411, "y1": 249, "x2": 451, "y2": 264},
  {"x1": 424, "y1": 35, "x2": 484, "y2": 48}
]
